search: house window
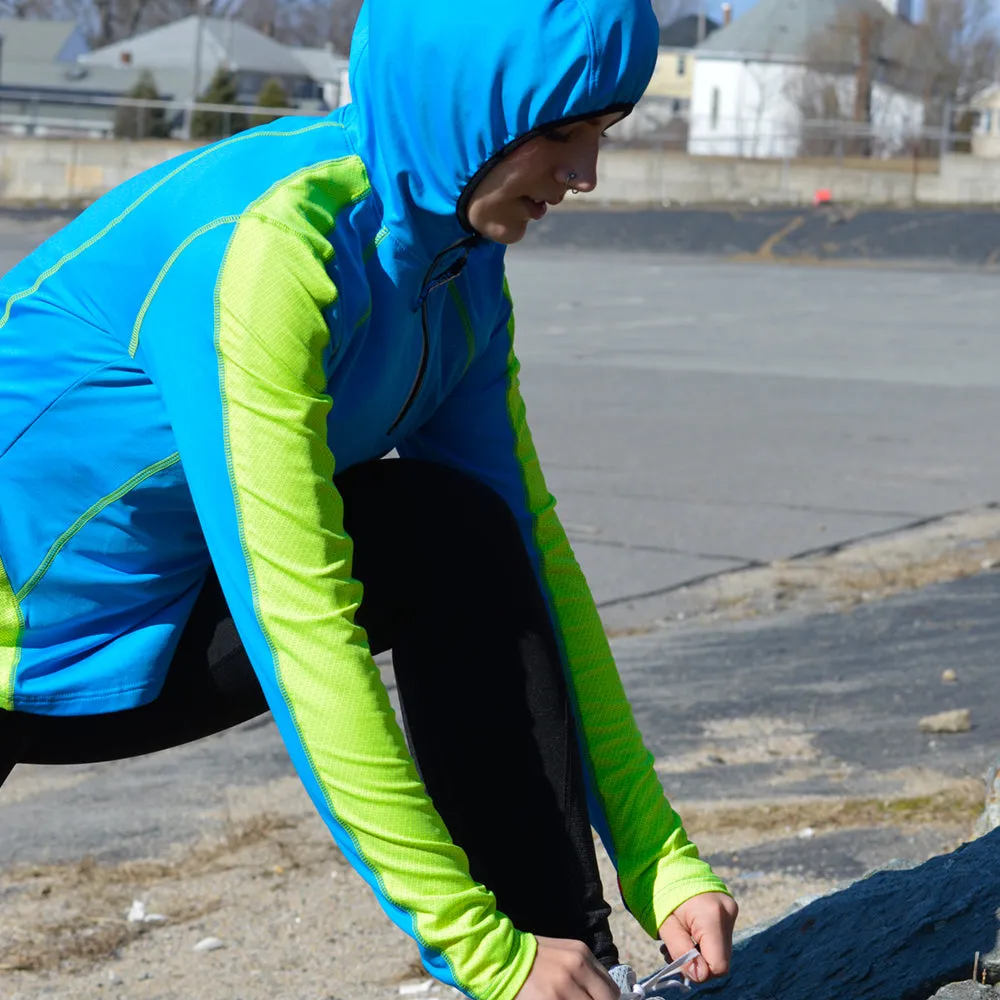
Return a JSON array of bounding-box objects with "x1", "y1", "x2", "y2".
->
[
  {"x1": 710, "y1": 87, "x2": 720, "y2": 130},
  {"x1": 981, "y1": 110, "x2": 993, "y2": 134},
  {"x1": 677, "y1": 54, "x2": 686, "y2": 76}
]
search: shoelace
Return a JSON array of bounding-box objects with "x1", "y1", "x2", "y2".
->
[{"x1": 624, "y1": 948, "x2": 701, "y2": 998}]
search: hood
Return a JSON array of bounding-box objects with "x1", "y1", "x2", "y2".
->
[{"x1": 345, "y1": 0, "x2": 658, "y2": 263}]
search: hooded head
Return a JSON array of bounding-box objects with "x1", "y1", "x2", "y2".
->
[{"x1": 346, "y1": 0, "x2": 658, "y2": 262}]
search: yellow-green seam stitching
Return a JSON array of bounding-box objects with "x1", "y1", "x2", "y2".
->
[
  {"x1": 16, "y1": 452, "x2": 181, "y2": 602},
  {"x1": 0, "y1": 121, "x2": 345, "y2": 334},
  {"x1": 447, "y1": 282, "x2": 477, "y2": 375},
  {"x1": 129, "y1": 217, "x2": 241, "y2": 357}
]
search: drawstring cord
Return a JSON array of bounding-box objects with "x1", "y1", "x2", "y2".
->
[{"x1": 415, "y1": 233, "x2": 483, "y2": 311}]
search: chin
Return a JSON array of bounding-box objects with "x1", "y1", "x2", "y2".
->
[{"x1": 483, "y1": 220, "x2": 528, "y2": 246}]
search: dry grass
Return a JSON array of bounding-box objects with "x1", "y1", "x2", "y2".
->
[
  {"x1": 0, "y1": 811, "x2": 315, "y2": 974},
  {"x1": 823, "y1": 545, "x2": 1000, "y2": 606},
  {"x1": 678, "y1": 780, "x2": 984, "y2": 839}
]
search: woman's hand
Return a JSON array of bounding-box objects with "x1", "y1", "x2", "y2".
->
[
  {"x1": 657, "y1": 892, "x2": 738, "y2": 984},
  {"x1": 515, "y1": 936, "x2": 619, "y2": 1000}
]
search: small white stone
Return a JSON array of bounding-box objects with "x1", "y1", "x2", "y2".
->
[
  {"x1": 942, "y1": 669, "x2": 958, "y2": 683},
  {"x1": 399, "y1": 982, "x2": 434, "y2": 996},
  {"x1": 797, "y1": 827, "x2": 816, "y2": 839},
  {"x1": 126, "y1": 900, "x2": 146, "y2": 923},
  {"x1": 193, "y1": 936, "x2": 225, "y2": 953}
]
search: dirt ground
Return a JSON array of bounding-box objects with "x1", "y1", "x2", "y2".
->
[
  {"x1": 0, "y1": 765, "x2": 984, "y2": 1000},
  {"x1": 3, "y1": 508, "x2": 999, "y2": 1000}
]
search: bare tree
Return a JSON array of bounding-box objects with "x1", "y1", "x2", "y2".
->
[
  {"x1": 921, "y1": 0, "x2": 1000, "y2": 104},
  {"x1": 787, "y1": 7, "x2": 939, "y2": 158},
  {"x1": 651, "y1": 0, "x2": 700, "y2": 27},
  {"x1": 327, "y1": 0, "x2": 361, "y2": 56}
]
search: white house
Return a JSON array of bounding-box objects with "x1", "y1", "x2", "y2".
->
[
  {"x1": 971, "y1": 84, "x2": 1000, "y2": 158},
  {"x1": 292, "y1": 45, "x2": 350, "y2": 109},
  {"x1": 688, "y1": 0, "x2": 929, "y2": 159}
]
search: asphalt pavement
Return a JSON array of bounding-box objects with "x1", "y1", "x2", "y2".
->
[
  {"x1": 523, "y1": 205, "x2": 1000, "y2": 265},
  {"x1": 504, "y1": 245, "x2": 1000, "y2": 627},
  {"x1": 2, "y1": 209, "x2": 1000, "y2": 883},
  {"x1": 4, "y1": 567, "x2": 1000, "y2": 883},
  {"x1": 8, "y1": 209, "x2": 1000, "y2": 630}
]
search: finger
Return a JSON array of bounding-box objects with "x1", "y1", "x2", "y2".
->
[
  {"x1": 696, "y1": 927, "x2": 731, "y2": 978},
  {"x1": 573, "y1": 967, "x2": 618, "y2": 1000},
  {"x1": 581, "y1": 951, "x2": 618, "y2": 1000},
  {"x1": 659, "y1": 914, "x2": 706, "y2": 983},
  {"x1": 697, "y1": 900, "x2": 738, "y2": 977}
]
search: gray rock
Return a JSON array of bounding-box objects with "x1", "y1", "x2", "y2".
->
[
  {"x1": 930, "y1": 983, "x2": 997, "y2": 999},
  {"x1": 974, "y1": 755, "x2": 1000, "y2": 838},
  {"x1": 980, "y1": 943, "x2": 1000, "y2": 984},
  {"x1": 918, "y1": 709, "x2": 972, "y2": 733}
]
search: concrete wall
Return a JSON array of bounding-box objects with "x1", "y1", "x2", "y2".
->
[
  {"x1": 591, "y1": 147, "x2": 1000, "y2": 206},
  {"x1": 0, "y1": 138, "x2": 200, "y2": 202},
  {"x1": 1, "y1": 136, "x2": 998, "y2": 207}
]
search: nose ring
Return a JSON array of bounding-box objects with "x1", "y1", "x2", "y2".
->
[{"x1": 567, "y1": 171, "x2": 579, "y2": 194}]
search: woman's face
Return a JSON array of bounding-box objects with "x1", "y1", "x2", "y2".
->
[{"x1": 466, "y1": 111, "x2": 623, "y2": 245}]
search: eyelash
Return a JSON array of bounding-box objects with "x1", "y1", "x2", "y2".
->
[{"x1": 543, "y1": 128, "x2": 612, "y2": 143}]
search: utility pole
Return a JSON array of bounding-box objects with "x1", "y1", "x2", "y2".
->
[
  {"x1": 853, "y1": 12, "x2": 873, "y2": 156},
  {"x1": 697, "y1": 0, "x2": 706, "y2": 45}
]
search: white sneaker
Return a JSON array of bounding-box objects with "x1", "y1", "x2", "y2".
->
[{"x1": 609, "y1": 964, "x2": 639, "y2": 998}]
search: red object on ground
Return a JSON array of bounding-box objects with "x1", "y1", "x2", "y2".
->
[{"x1": 813, "y1": 189, "x2": 833, "y2": 206}]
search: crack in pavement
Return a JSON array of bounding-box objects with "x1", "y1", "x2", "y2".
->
[
  {"x1": 595, "y1": 503, "x2": 1000, "y2": 611},
  {"x1": 569, "y1": 534, "x2": 755, "y2": 565},
  {"x1": 549, "y1": 481, "x2": 920, "y2": 520}
]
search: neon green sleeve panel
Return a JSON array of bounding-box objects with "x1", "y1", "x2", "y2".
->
[
  {"x1": 175, "y1": 157, "x2": 536, "y2": 1000},
  {"x1": 498, "y1": 288, "x2": 731, "y2": 938},
  {"x1": 0, "y1": 552, "x2": 23, "y2": 712}
]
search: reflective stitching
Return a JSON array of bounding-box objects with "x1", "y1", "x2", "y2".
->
[
  {"x1": 129, "y1": 217, "x2": 241, "y2": 357},
  {"x1": 16, "y1": 452, "x2": 181, "y2": 603},
  {"x1": 447, "y1": 282, "x2": 477, "y2": 375},
  {"x1": 0, "y1": 122, "x2": 344, "y2": 335}
]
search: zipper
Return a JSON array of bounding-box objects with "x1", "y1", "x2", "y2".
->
[
  {"x1": 388, "y1": 299, "x2": 431, "y2": 434},
  {"x1": 386, "y1": 235, "x2": 480, "y2": 436}
]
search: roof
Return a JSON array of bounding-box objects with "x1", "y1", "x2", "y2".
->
[
  {"x1": 696, "y1": 0, "x2": 924, "y2": 65},
  {"x1": 81, "y1": 16, "x2": 310, "y2": 79},
  {"x1": 0, "y1": 18, "x2": 86, "y2": 63},
  {"x1": 292, "y1": 46, "x2": 349, "y2": 82},
  {"x1": 972, "y1": 83, "x2": 1000, "y2": 106},
  {"x1": 658, "y1": 14, "x2": 720, "y2": 50},
  {"x1": 0, "y1": 61, "x2": 194, "y2": 99}
]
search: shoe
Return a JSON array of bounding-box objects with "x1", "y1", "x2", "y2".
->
[{"x1": 609, "y1": 964, "x2": 639, "y2": 998}]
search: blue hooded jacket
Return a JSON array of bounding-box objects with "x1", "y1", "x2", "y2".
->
[{"x1": 0, "y1": 2, "x2": 727, "y2": 994}]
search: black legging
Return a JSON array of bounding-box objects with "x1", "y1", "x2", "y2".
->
[{"x1": 0, "y1": 458, "x2": 618, "y2": 967}]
